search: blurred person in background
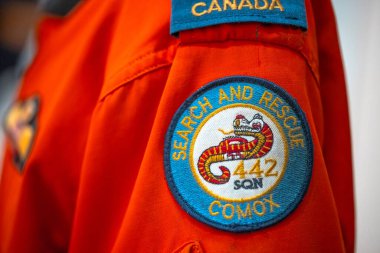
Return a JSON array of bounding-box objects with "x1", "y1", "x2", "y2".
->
[
  {"x1": 0, "y1": 0, "x2": 79, "y2": 158},
  {"x1": 0, "y1": 0, "x2": 38, "y2": 168}
]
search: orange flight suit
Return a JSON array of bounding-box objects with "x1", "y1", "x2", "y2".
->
[{"x1": 0, "y1": 0, "x2": 354, "y2": 252}]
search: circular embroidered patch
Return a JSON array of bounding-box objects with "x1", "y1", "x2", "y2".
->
[{"x1": 164, "y1": 76, "x2": 313, "y2": 232}]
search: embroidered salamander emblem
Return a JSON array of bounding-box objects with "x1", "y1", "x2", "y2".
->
[{"x1": 198, "y1": 113, "x2": 273, "y2": 184}]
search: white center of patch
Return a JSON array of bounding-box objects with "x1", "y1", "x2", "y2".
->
[{"x1": 190, "y1": 105, "x2": 288, "y2": 202}]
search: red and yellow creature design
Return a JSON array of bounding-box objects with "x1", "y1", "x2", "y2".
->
[{"x1": 197, "y1": 113, "x2": 273, "y2": 184}]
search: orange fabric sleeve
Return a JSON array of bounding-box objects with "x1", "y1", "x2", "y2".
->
[
  {"x1": 312, "y1": 0, "x2": 355, "y2": 251},
  {"x1": 0, "y1": 0, "x2": 354, "y2": 252}
]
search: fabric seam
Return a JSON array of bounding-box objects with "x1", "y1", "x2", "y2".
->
[
  {"x1": 99, "y1": 36, "x2": 320, "y2": 103},
  {"x1": 99, "y1": 62, "x2": 172, "y2": 102},
  {"x1": 179, "y1": 38, "x2": 319, "y2": 85},
  {"x1": 107, "y1": 49, "x2": 172, "y2": 82}
]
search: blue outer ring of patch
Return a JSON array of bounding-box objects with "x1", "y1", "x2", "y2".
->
[{"x1": 164, "y1": 76, "x2": 313, "y2": 232}]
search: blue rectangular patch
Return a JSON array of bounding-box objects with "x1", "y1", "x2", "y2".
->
[{"x1": 171, "y1": 0, "x2": 307, "y2": 34}]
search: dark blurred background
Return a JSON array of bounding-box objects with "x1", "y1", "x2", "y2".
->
[{"x1": 0, "y1": 0, "x2": 38, "y2": 72}]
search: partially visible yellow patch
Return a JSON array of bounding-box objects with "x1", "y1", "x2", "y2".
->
[{"x1": 4, "y1": 96, "x2": 39, "y2": 171}]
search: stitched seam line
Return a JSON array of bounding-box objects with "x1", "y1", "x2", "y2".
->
[
  {"x1": 107, "y1": 48, "x2": 171, "y2": 82},
  {"x1": 99, "y1": 62, "x2": 172, "y2": 102},
  {"x1": 179, "y1": 38, "x2": 319, "y2": 85}
]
